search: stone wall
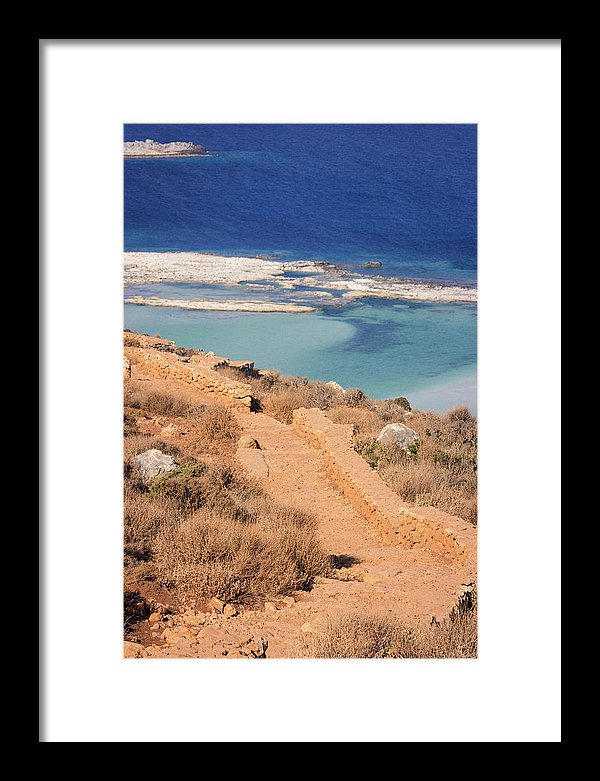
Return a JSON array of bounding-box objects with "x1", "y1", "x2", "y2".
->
[
  {"x1": 125, "y1": 346, "x2": 253, "y2": 413},
  {"x1": 292, "y1": 408, "x2": 476, "y2": 568}
]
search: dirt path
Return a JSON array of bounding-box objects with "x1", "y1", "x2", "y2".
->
[{"x1": 126, "y1": 364, "x2": 471, "y2": 658}]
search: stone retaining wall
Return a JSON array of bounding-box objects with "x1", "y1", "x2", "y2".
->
[
  {"x1": 292, "y1": 408, "x2": 476, "y2": 568},
  {"x1": 125, "y1": 347, "x2": 253, "y2": 413}
]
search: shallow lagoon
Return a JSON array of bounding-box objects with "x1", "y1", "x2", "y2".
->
[{"x1": 124, "y1": 297, "x2": 477, "y2": 413}]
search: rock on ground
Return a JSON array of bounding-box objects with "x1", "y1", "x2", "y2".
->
[
  {"x1": 239, "y1": 436, "x2": 261, "y2": 449},
  {"x1": 326, "y1": 381, "x2": 345, "y2": 393},
  {"x1": 124, "y1": 641, "x2": 147, "y2": 658},
  {"x1": 376, "y1": 423, "x2": 420, "y2": 449},
  {"x1": 134, "y1": 449, "x2": 178, "y2": 481}
]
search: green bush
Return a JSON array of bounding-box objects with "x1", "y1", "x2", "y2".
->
[
  {"x1": 150, "y1": 461, "x2": 207, "y2": 514},
  {"x1": 355, "y1": 439, "x2": 381, "y2": 469},
  {"x1": 406, "y1": 440, "x2": 420, "y2": 458},
  {"x1": 392, "y1": 396, "x2": 412, "y2": 411}
]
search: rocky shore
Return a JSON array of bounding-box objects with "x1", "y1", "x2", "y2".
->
[
  {"x1": 124, "y1": 251, "x2": 477, "y2": 307},
  {"x1": 124, "y1": 139, "x2": 207, "y2": 158}
]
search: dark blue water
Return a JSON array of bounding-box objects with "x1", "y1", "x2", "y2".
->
[
  {"x1": 124, "y1": 124, "x2": 477, "y2": 412},
  {"x1": 124, "y1": 124, "x2": 477, "y2": 282}
]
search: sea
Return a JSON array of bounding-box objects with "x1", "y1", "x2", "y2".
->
[{"x1": 124, "y1": 124, "x2": 477, "y2": 412}]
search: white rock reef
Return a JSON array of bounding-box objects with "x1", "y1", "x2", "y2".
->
[
  {"x1": 123, "y1": 252, "x2": 477, "y2": 306},
  {"x1": 124, "y1": 139, "x2": 207, "y2": 157}
]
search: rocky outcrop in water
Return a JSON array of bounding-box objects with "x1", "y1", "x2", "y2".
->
[{"x1": 124, "y1": 139, "x2": 207, "y2": 157}]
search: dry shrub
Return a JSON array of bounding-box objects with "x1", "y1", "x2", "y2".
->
[
  {"x1": 188, "y1": 404, "x2": 240, "y2": 442},
  {"x1": 260, "y1": 381, "x2": 343, "y2": 424},
  {"x1": 124, "y1": 433, "x2": 329, "y2": 604},
  {"x1": 327, "y1": 405, "x2": 399, "y2": 442},
  {"x1": 154, "y1": 506, "x2": 329, "y2": 604},
  {"x1": 124, "y1": 484, "x2": 182, "y2": 556},
  {"x1": 123, "y1": 333, "x2": 142, "y2": 348},
  {"x1": 374, "y1": 398, "x2": 410, "y2": 421},
  {"x1": 125, "y1": 388, "x2": 240, "y2": 451},
  {"x1": 149, "y1": 462, "x2": 209, "y2": 515},
  {"x1": 297, "y1": 591, "x2": 477, "y2": 658},
  {"x1": 148, "y1": 460, "x2": 247, "y2": 516},
  {"x1": 214, "y1": 363, "x2": 260, "y2": 381},
  {"x1": 343, "y1": 387, "x2": 367, "y2": 407},
  {"x1": 303, "y1": 614, "x2": 402, "y2": 659},
  {"x1": 215, "y1": 365, "x2": 344, "y2": 423},
  {"x1": 381, "y1": 461, "x2": 446, "y2": 504},
  {"x1": 343, "y1": 404, "x2": 478, "y2": 525},
  {"x1": 383, "y1": 461, "x2": 477, "y2": 524},
  {"x1": 124, "y1": 411, "x2": 139, "y2": 436},
  {"x1": 214, "y1": 487, "x2": 318, "y2": 528},
  {"x1": 127, "y1": 390, "x2": 197, "y2": 418},
  {"x1": 259, "y1": 389, "x2": 306, "y2": 424},
  {"x1": 124, "y1": 591, "x2": 151, "y2": 631}
]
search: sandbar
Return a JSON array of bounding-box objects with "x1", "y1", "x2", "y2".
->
[{"x1": 124, "y1": 296, "x2": 317, "y2": 313}]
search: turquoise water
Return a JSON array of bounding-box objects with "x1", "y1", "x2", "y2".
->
[{"x1": 124, "y1": 298, "x2": 477, "y2": 413}]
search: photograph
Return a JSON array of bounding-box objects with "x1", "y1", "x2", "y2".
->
[{"x1": 122, "y1": 123, "x2": 478, "y2": 659}]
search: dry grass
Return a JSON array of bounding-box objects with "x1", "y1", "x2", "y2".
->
[
  {"x1": 125, "y1": 462, "x2": 330, "y2": 605},
  {"x1": 124, "y1": 469, "x2": 184, "y2": 574},
  {"x1": 297, "y1": 591, "x2": 477, "y2": 658},
  {"x1": 155, "y1": 505, "x2": 330, "y2": 604},
  {"x1": 327, "y1": 405, "x2": 395, "y2": 441},
  {"x1": 145, "y1": 456, "x2": 330, "y2": 603},
  {"x1": 124, "y1": 411, "x2": 139, "y2": 436},
  {"x1": 189, "y1": 404, "x2": 240, "y2": 442},
  {"x1": 329, "y1": 404, "x2": 477, "y2": 525},
  {"x1": 124, "y1": 385, "x2": 241, "y2": 460},
  {"x1": 258, "y1": 382, "x2": 343, "y2": 424},
  {"x1": 215, "y1": 365, "x2": 344, "y2": 423},
  {"x1": 378, "y1": 406, "x2": 477, "y2": 524},
  {"x1": 123, "y1": 382, "x2": 329, "y2": 607},
  {"x1": 125, "y1": 385, "x2": 240, "y2": 428},
  {"x1": 127, "y1": 390, "x2": 196, "y2": 418}
]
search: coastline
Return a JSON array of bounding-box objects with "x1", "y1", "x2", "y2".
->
[
  {"x1": 403, "y1": 365, "x2": 478, "y2": 415},
  {"x1": 124, "y1": 296, "x2": 317, "y2": 313},
  {"x1": 124, "y1": 251, "x2": 477, "y2": 307},
  {"x1": 124, "y1": 301, "x2": 477, "y2": 414}
]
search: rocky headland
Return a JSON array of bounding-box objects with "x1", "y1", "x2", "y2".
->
[{"x1": 124, "y1": 139, "x2": 207, "y2": 158}]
